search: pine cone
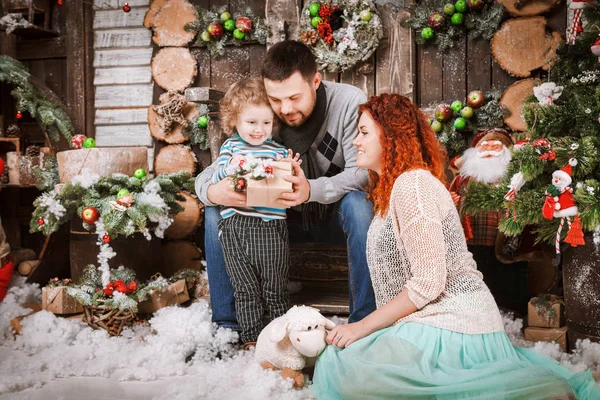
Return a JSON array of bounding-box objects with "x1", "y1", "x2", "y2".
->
[
  {"x1": 5, "y1": 123, "x2": 20, "y2": 138},
  {"x1": 25, "y1": 145, "x2": 41, "y2": 158},
  {"x1": 301, "y1": 31, "x2": 318, "y2": 46}
]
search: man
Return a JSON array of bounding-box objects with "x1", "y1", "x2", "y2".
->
[
  {"x1": 449, "y1": 128, "x2": 528, "y2": 313},
  {"x1": 195, "y1": 40, "x2": 376, "y2": 331}
]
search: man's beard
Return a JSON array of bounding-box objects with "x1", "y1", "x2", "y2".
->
[{"x1": 459, "y1": 147, "x2": 512, "y2": 184}]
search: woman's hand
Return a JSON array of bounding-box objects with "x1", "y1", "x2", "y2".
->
[{"x1": 326, "y1": 321, "x2": 370, "y2": 348}]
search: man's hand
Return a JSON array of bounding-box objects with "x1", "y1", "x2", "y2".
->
[
  {"x1": 278, "y1": 160, "x2": 310, "y2": 207},
  {"x1": 206, "y1": 178, "x2": 247, "y2": 207}
]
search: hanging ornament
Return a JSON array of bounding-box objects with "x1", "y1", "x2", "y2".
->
[
  {"x1": 533, "y1": 82, "x2": 563, "y2": 106},
  {"x1": 37, "y1": 218, "x2": 44, "y2": 226},
  {"x1": 15, "y1": 111, "x2": 23, "y2": 120},
  {"x1": 566, "y1": 0, "x2": 590, "y2": 44},
  {"x1": 57, "y1": 0, "x2": 63, "y2": 5},
  {"x1": 541, "y1": 158, "x2": 584, "y2": 265},
  {"x1": 102, "y1": 234, "x2": 111, "y2": 243},
  {"x1": 123, "y1": 2, "x2": 131, "y2": 12}
]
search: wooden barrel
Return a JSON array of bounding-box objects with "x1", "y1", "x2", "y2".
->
[
  {"x1": 562, "y1": 233, "x2": 600, "y2": 349},
  {"x1": 69, "y1": 220, "x2": 162, "y2": 282}
]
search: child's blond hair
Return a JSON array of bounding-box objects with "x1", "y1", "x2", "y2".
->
[{"x1": 219, "y1": 77, "x2": 275, "y2": 136}]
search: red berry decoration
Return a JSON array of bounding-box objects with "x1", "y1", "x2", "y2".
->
[
  {"x1": 235, "y1": 178, "x2": 246, "y2": 192},
  {"x1": 37, "y1": 218, "x2": 44, "y2": 226},
  {"x1": 264, "y1": 166, "x2": 274, "y2": 174},
  {"x1": 15, "y1": 111, "x2": 23, "y2": 120},
  {"x1": 103, "y1": 234, "x2": 111, "y2": 243},
  {"x1": 123, "y1": 2, "x2": 131, "y2": 12},
  {"x1": 235, "y1": 17, "x2": 253, "y2": 33},
  {"x1": 428, "y1": 12, "x2": 444, "y2": 29}
]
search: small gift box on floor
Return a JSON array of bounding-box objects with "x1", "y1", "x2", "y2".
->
[
  {"x1": 528, "y1": 294, "x2": 564, "y2": 328},
  {"x1": 42, "y1": 279, "x2": 84, "y2": 315},
  {"x1": 246, "y1": 162, "x2": 293, "y2": 209},
  {"x1": 137, "y1": 279, "x2": 190, "y2": 314},
  {"x1": 524, "y1": 326, "x2": 568, "y2": 352}
]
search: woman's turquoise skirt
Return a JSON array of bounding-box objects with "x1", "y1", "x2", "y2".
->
[{"x1": 312, "y1": 322, "x2": 600, "y2": 399}]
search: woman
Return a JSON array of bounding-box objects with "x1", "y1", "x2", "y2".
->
[{"x1": 312, "y1": 94, "x2": 600, "y2": 399}]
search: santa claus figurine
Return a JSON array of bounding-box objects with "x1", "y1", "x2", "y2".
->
[
  {"x1": 542, "y1": 158, "x2": 585, "y2": 265},
  {"x1": 449, "y1": 128, "x2": 529, "y2": 313}
]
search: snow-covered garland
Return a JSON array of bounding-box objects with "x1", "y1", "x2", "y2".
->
[
  {"x1": 30, "y1": 169, "x2": 194, "y2": 240},
  {"x1": 226, "y1": 154, "x2": 277, "y2": 193},
  {"x1": 300, "y1": 0, "x2": 383, "y2": 73}
]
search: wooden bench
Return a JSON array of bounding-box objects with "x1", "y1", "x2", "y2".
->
[{"x1": 185, "y1": 87, "x2": 350, "y2": 315}]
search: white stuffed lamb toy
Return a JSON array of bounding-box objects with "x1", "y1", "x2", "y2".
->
[{"x1": 254, "y1": 305, "x2": 335, "y2": 387}]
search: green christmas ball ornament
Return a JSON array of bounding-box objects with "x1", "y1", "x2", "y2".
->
[
  {"x1": 309, "y1": 2, "x2": 321, "y2": 17},
  {"x1": 451, "y1": 12, "x2": 464, "y2": 25},
  {"x1": 133, "y1": 168, "x2": 147, "y2": 179},
  {"x1": 224, "y1": 19, "x2": 236, "y2": 31},
  {"x1": 421, "y1": 27, "x2": 434, "y2": 40},
  {"x1": 233, "y1": 29, "x2": 245, "y2": 40},
  {"x1": 430, "y1": 120, "x2": 443, "y2": 133},
  {"x1": 454, "y1": 0, "x2": 467, "y2": 13},
  {"x1": 311, "y1": 16, "x2": 322, "y2": 28},
  {"x1": 443, "y1": 3, "x2": 456, "y2": 15},
  {"x1": 451, "y1": 100, "x2": 463, "y2": 113},
  {"x1": 220, "y1": 11, "x2": 231, "y2": 21},
  {"x1": 359, "y1": 9, "x2": 372, "y2": 22},
  {"x1": 460, "y1": 106, "x2": 474, "y2": 119},
  {"x1": 83, "y1": 137, "x2": 96, "y2": 148},
  {"x1": 200, "y1": 31, "x2": 211, "y2": 42},
  {"x1": 454, "y1": 117, "x2": 467, "y2": 130},
  {"x1": 197, "y1": 115, "x2": 209, "y2": 128},
  {"x1": 117, "y1": 189, "x2": 130, "y2": 198}
]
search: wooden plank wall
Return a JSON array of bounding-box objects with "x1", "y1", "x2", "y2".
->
[
  {"x1": 416, "y1": 6, "x2": 567, "y2": 107},
  {"x1": 92, "y1": 0, "x2": 155, "y2": 168}
]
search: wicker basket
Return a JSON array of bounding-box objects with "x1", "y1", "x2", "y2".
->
[{"x1": 82, "y1": 300, "x2": 135, "y2": 336}]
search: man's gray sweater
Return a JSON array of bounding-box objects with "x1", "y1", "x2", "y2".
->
[{"x1": 195, "y1": 80, "x2": 368, "y2": 205}]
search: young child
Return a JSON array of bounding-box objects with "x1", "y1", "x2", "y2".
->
[{"x1": 213, "y1": 77, "x2": 293, "y2": 347}]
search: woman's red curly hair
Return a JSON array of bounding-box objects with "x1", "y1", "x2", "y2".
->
[{"x1": 359, "y1": 94, "x2": 447, "y2": 216}]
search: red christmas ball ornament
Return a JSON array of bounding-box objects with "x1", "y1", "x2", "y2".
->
[
  {"x1": 123, "y1": 2, "x2": 131, "y2": 12},
  {"x1": 57, "y1": 0, "x2": 63, "y2": 5},
  {"x1": 103, "y1": 282, "x2": 114, "y2": 296},
  {"x1": 71, "y1": 134, "x2": 87, "y2": 149},
  {"x1": 81, "y1": 206, "x2": 100, "y2": 224},
  {"x1": 37, "y1": 218, "x2": 44, "y2": 226},
  {"x1": 15, "y1": 111, "x2": 23, "y2": 120},
  {"x1": 235, "y1": 17, "x2": 253, "y2": 33},
  {"x1": 102, "y1": 234, "x2": 111, "y2": 243},
  {"x1": 127, "y1": 281, "x2": 137, "y2": 293}
]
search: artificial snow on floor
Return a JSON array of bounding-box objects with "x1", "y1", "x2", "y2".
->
[{"x1": 1, "y1": 277, "x2": 599, "y2": 400}]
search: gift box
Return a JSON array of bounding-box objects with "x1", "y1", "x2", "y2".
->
[
  {"x1": 528, "y1": 295, "x2": 564, "y2": 328},
  {"x1": 246, "y1": 162, "x2": 293, "y2": 209},
  {"x1": 42, "y1": 286, "x2": 84, "y2": 315},
  {"x1": 137, "y1": 279, "x2": 190, "y2": 314},
  {"x1": 524, "y1": 326, "x2": 568, "y2": 352}
]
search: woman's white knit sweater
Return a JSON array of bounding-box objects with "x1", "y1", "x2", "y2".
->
[{"x1": 366, "y1": 169, "x2": 505, "y2": 334}]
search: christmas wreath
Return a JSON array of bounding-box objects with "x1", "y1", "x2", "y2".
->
[
  {"x1": 185, "y1": 6, "x2": 267, "y2": 58},
  {"x1": 406, "y1": 0, "x2": 504, "y2": 52},
  {"x1": 300, "y1": 0, "x2": 383, "y2": 73},
  {"x1": 30, "y1": 170, "x2": 195, "y2": 241}
]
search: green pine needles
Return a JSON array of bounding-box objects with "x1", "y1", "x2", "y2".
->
[{"x1": 0, "y1": 55, "x2": 75, "y2": 143}]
